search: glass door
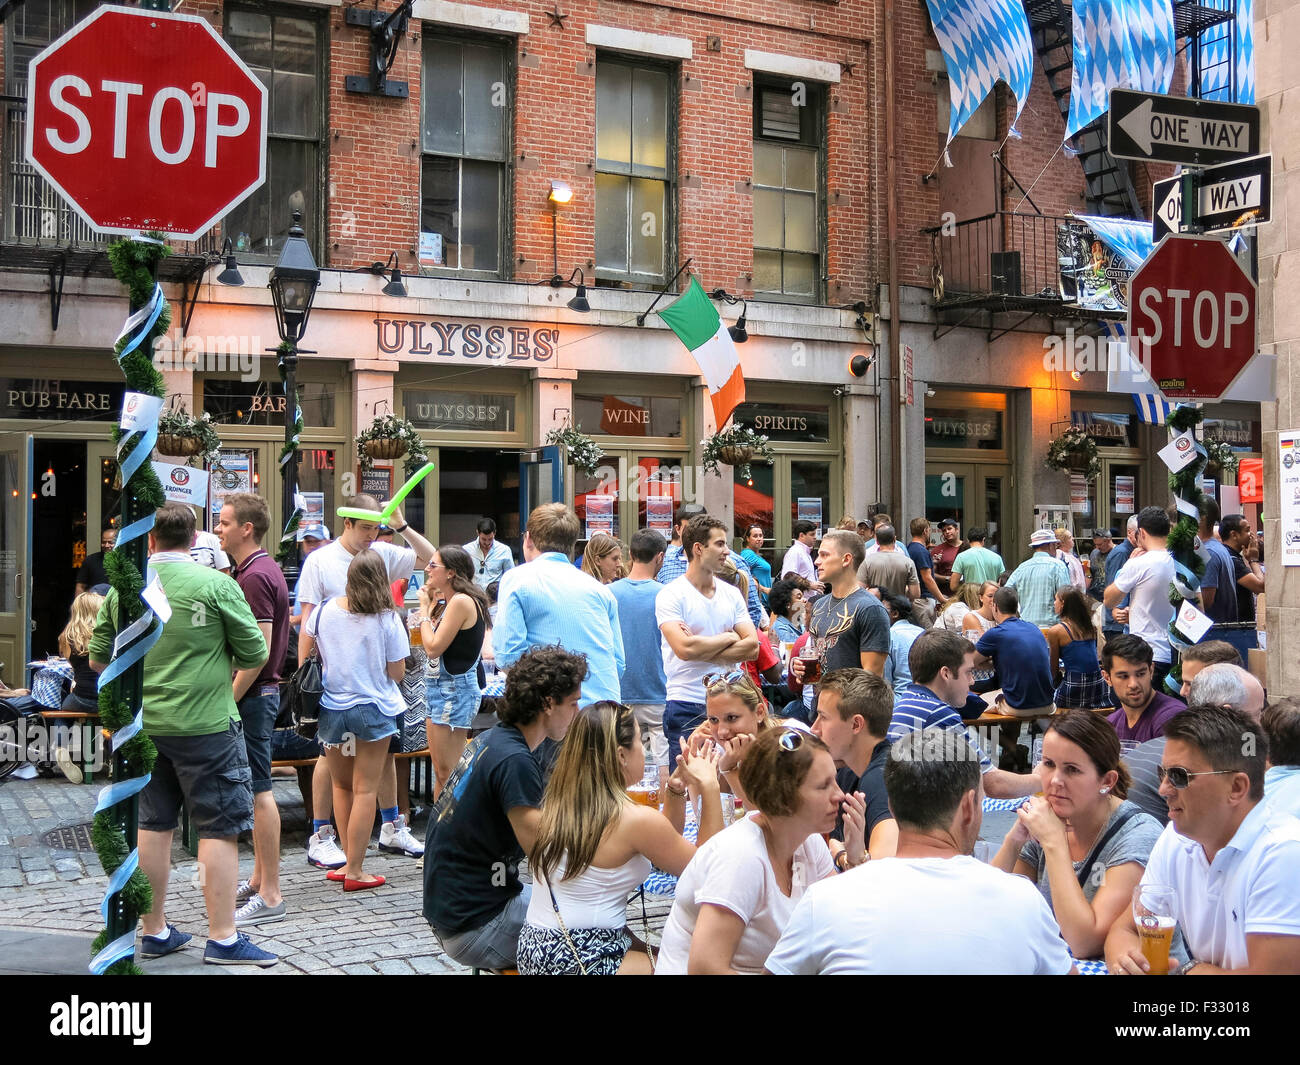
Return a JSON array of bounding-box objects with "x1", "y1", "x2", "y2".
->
[
  {"x1": 519, "y1": 446, "x2": 563, "y2": 543},
  {"x1": 924, "y1": 462, "x2": 1009, "y2": 559},
  {"x1": 0, "y1": 434, "x2": 33, "y2": 686}
]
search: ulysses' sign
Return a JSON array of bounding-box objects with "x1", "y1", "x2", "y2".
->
[{"x1": 375, "y1": 319, "x2": 559, "y2": 362}]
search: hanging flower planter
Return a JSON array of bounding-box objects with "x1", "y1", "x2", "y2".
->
[
  {"x1": 356, "y1": 413, "x2": 429, "y2": 477},
  {"x1": 155, "y1": 407, "x2": 223, "y2": 467},
  {"x1": 544, "y1": 424, "x2": 606, "y2": 477},
  {"x1": 1045, "y1": 426, "x2": 1101, "y2": 483},
  {"x1": 702, "y1": 425, "x2": 774, "y2": 482}
]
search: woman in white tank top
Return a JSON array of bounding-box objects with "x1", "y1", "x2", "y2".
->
[{"x1": 517, "y1": 702, "x2": 725, "y2": 975}]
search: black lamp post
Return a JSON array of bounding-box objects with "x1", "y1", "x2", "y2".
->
[{"x1": 268, "y1": 210, "x2": 320, "y2": 587}]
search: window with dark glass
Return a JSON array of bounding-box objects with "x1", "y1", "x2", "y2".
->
[
  {"x1": 595, "y1": 58, "x2": 671, "y2": 285},
  {"x1": 224, "y1": 6, "x2": 324, "y2": 256},
  {"x1": 421, "y1": 35, "x2": 509, "y2": 276},
  {"x1": 752, "y1": 81, "x2": 823, "y2": 303}
]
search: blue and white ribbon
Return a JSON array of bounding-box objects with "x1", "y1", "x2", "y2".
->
[
  {"x1": 114, "y1": 284, "x2": 166, "y2": 361},
  {"x1": 88, "y1": 769, "x2": 152, "y2": 974},
  {"x1": 89, "y1": 930, "x2": 140, "y2": 976}
]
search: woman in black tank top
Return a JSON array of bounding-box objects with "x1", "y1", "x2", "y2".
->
[{"x1": 418, "y1": 545, "x2": 490, "y2": 798}]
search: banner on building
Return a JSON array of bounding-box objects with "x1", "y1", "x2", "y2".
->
[
  {"x1": 209, "y1": 449, "x2": 253, "y2": 527},
  {"x1": 1238, "y1": 457, "x2": 1263, "y2": 504},
  {"x1": 1058, "y1": 221, "x2": 1133, "y2": 312},
  {"x1": 1279, "y1": 433, "x2": 1300, "y2": 567},
  {"x1": 153, "y1": 460, "x2": 208, "y2": 508}
]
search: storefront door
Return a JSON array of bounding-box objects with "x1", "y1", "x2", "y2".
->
[
  {"x1": 924, "y1": 462, "x2": 1008, "y2": 559},
  {"x1": 734, "y1": 456, "x2": 837, "y2": 563},
  {"x1": 519, "y1": 446, "x2": 562, "y2": 541},
  {"x1": 1079, "y1": 461, "x2": 1140, "y2": 544},
  {"x1": 0, "y1": 435, "x2": 33, "y2": 682},
  {"x1": 86, "y1": 440, "x2": 120, "y2": 546}
]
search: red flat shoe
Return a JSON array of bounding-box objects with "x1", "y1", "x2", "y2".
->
[
  {"x1": 343, "y1": 875, "x2": 386, "y2": 892},
  {"x1": 325, "y1": 869, "x2": 346, "y2": 882}
]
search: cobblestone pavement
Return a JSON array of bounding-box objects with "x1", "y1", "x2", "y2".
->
[{"x1": 0, "y1": 773, "x2": 674, "y2": 975}]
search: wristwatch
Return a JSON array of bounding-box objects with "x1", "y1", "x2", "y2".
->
[{"x1": 392, "y1": 522, "x2": 410, "y2": 533}]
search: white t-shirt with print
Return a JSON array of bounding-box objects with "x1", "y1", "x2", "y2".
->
[
  {"x1": 766, "y1": 855, "x2": 1073, "y2": 975},
  {"x1": 189, "y1": 530, "x2": 229, "y2": 570},
  {"x1": 296, "y1": 538, "x2": 416, "y2": 606},
  {"x1": 1113, "y1": 549, "x2": 1176, "y2": 663},
  {"x1": 654, "y1": 576, "x2": 749, "y2": 704},
  {"x1": 655, "y1": 817, "x2": 836, "y2": 975}
]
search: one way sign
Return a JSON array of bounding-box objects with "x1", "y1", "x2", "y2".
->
[
  {"x1": 1152, "y1": 154, "x2": 1273, "y2": 241},
  {"x1": 1109, "y1": 89, "x2": 1260, "y2": 166}
]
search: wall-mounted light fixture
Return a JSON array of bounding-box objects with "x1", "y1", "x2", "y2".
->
[{"x1": 370, "y1": 252, "x2": 407, "y2": 298}]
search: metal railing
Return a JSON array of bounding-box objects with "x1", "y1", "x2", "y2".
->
[
  {"x1": 3, "y1": 97, "x2": 220, "y2": 256},
  {"x1": 924, "y1": 210, "x2": 1076, "y2": 307}
]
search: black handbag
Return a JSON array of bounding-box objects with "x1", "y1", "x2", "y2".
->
[{"x1": 286, "y1": 600, "x2": 329, "y2": 739}]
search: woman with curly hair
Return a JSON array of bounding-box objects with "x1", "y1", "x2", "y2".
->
[
  {"x1": 581, "y1": 533, "x2": 625, "y2": 584},
  {"x1": 767, "y1": 578, "x2": 806, "y2": 645},
  {"x1": 518, "y1": 701, "x2": 724, "y2": 974}
]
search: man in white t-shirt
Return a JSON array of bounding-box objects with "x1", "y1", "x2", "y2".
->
[
  {"x1": 1106, "y1": 706, "x2": 1300, "y2": 975},
  {"x1": 766, "y1": 726, "x2": 1075, "y2": 975},
  {"x1": 296, "y1": 494, "x2": 435, "y2": 866},
  {"x1": 1104, "y1": 506, "x2": 1177, "y2": 693},
  {"x1": 656, "y1": 515, "x2": 758, "y2": 761},
  {"x1": 190, "y1": 523, "x2": 230, "y2": 573}
]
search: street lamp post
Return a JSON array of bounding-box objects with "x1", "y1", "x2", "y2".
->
[{"x1": 268, "y1": 210, "x2": 320, "y2": 589}]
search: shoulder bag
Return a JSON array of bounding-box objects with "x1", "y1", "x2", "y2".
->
[{"x1": 286, "y1": 599, "x2": 330, "y2": 739}]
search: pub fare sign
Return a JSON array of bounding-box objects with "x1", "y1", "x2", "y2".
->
[{"x1": 374, "y1": 317, "x2": 559, "y2": 362}]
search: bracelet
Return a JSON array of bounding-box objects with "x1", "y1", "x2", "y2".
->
[
  {"x1": 393, "y1": 522, "x2": 409, "y2": 533},
  {"x1": 665, "y1": 782, "x2": 687, "y2": 797},
  {"x1": 1181, "y1": 959, "x2": 1200, "y2": 976}
]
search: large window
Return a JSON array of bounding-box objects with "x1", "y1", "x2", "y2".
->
[
  {"x1": 595, "y1": 58, "x2": 671, "y2": 285},
  {"x1": 224, "y1": 6, "x2": 325, "y2": 256},
  {"x1": 752, "y1": 81, "x2": 823, "y2": 303},
  {"x1": 421, "y1": 35, "x2": 510, "y2": 277}
]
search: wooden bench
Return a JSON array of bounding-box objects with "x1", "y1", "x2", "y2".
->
[{"x1": 37, "y1": 708, "x2": 102, "y2": 783}]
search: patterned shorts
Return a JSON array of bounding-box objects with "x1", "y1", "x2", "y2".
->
[
  {"x1": 1054, "y1": 670, "x2": 1110, "y2": 710},
  {"x1": 516, "y1": 924, "x2": 629, "y2": 976}
]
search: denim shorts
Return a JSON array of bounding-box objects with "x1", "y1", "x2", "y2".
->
[
  {"x1": 237, "y1": 686, "x2": 279, "y2": 794},
  {"x1": 317, "y1": 701, "x2": 400, "y2": 748},
  {"x1": 140, "y1": 719, "x2": 255, "y2": 839},
  {"x1": 425, "y1": 667, "x2": 482, "y2": 731}
]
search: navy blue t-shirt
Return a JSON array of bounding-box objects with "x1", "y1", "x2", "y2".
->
[
  {"x1": 906, "y1": 542, "x2": 936, "y2": 598},
  {"x1": 976, "y1": 618, "x2": 1055, "y2": 710}
]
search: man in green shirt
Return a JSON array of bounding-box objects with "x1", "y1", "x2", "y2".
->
[
  {"x1": 948, "y1": 526, "x2": 1005, "y2": 593},
  {"x1": 90, "y1": 504, "x2": 275, "y2": 967}
]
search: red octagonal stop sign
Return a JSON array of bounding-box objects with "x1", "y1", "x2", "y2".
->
[
  {"x1": 26, "y1": 6, "x2": 267, "y2": 239},
  {"x1": 1127, "y1": 234, "x2": 1257, "y2": 402}
]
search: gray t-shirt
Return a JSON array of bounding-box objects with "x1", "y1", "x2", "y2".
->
[
  {"x1": 856, "y1": 549, "x2": 919, "y2": 598},
  {"x1": 1019, "y1": 800, "x2": 1163, "y2": 909},
  {"x1": 1122, "y1": 738, "x2": 1169, "y2": 826}
]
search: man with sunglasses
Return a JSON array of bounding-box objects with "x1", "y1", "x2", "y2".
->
[
  {"x1": 464, "y1": 517, "x2": 515, "y2": 593},
  {"x1": 1106, "y1": 706, "x2": 1300, "y2": 975}
]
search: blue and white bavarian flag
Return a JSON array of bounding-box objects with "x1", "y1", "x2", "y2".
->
[
  {"x1": 1067, "y1": 0, "x2": 1175, "y2": 137},
  {"x1": 1196, "y1": 0, "x2": 1254, "y2": 103},
  {"x1": 1133, "y1": 392, "x2": 1173, "y2": 425},
  {"x1": 925, "y1": 0, "x2": 1034, "y2": 146}
]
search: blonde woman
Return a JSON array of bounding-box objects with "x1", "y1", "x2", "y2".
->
[
  {"x1": 59, "y1": 591, "x2": 105, "y2": 714},
  {"x1": 303, "y1": 550, "x2": 408, "y2": 892},
  {"x1": 518, "y1": 701, "x2": 724, "y2": 975},
  {"x1": 935, "y1": 583, "x2": 983, "y2": 633},
  {"x1": 692, "y1": 670, "x2": 785, "y2": 808},
  {"x1": 581, "y1": 533, "x2": 625, "y2": 584}
]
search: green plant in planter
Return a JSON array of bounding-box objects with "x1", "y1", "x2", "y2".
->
[
  {"x1": 701, "y1": 423, "x2": 775, "y2": 482},
  {"x1": 544, "y1": 424, "x2": 606, "y2": 478},
  {"x1": 1045, "y1": 425, "x2": 1101, "y2": 482},
  {"x1": 1202, "y1": 437, "x2": 1240, "y2": 478},
  {"x1": 356, "y1": 413, "x2": 430, "y2": 478},
  {"x1": 155, "y1": 406, "x2": 223, "y2": 467}
]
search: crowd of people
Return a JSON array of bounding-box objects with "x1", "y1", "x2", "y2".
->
[{"x1": 5, "y1": 491, "x2": 1298, "y2": 976}]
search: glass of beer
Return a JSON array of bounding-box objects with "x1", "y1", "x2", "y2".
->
[
  {"x1": 1132, "y1": 884, "x2": 1177, "y2": 975},
  {"x1": 407, "y1": 611, "x2": 425, "y2": 651},
  {"x1": 626, "y1": 784, "x2": 660, "y2": 808},
  {"x1": 799, "y1": 643, "x2": 822, "y2": 684}
]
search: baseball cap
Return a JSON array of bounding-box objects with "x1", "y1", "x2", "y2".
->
[
  {"x1": 937, "y1": 518, "x2": 958, "y2": 529},
  {"x1": 1092, "y1": 527, "x2": 1115, "y2": 539},
  {"x1": 297, "y1": 523, "x2": 330, "y2": 542},
  {"x1": 1029, "y1": 528, "x2": 1059, "y2": 547}
]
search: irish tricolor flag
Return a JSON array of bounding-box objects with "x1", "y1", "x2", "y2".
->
[{"x1": 658, "y1": 277, "x2": 745, "y2": 426}]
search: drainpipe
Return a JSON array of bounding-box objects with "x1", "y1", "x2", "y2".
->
[{"x1": 883, "y1": 0, "x2": 903, "y2": 517}]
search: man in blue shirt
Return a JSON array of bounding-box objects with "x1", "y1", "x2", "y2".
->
[
  {"x1": 906, "y1": 517, "x2": 945, "y2": 602},
  {"x1": 1005, "y1": 529, "x2": 1070, "y2": 628},
  {"x1": 464, "y1": 517, "x2": 516, "y2": 592},
  {"x1": 494, "y1": 504, "x2": 624, "y2": 706},
  {"x1": 879, "y1": 592, "x2": 925, "y2": 696},
  {"x1": 1102, "y1": 515, "x2": 1138, "y2": 641},
  {"x1": 610, "y1": 528, "x2": 669, "y2": 776},
  {"x1": 975, "y1": 586, "x2": 1056, "y2": 717},
  {"x1": 1197, "y1": 499, "x2": 1238, "y2": 626},
  {"x1": 888, "y1": 629, "x2": 1040, "y2": 799},
  {"x1": 656, "y1": 503, "x2": 765, "y2": 629}
]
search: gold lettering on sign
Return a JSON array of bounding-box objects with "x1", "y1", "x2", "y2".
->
[{"x1": 250, "y1": 395, "x2": 287, "y2": 414}]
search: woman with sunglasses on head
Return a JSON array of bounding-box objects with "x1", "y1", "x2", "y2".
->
[
  {"x1": 417, "y1": 545, "x2": 490, "y2": 799},
  {"x1": 991, "y1": 709, "x2": 1163, "y2": 960},
  {"x1": 517, "y1": 701, "x2": 724, "y2": 975},
  {"x1": 581, "y1": 533, "x2": 625, "y2": 585},
  {"x1": 656, "y1": 726, "x2": 848, "y2": 974},
  {"x1": 691, "y1": 669, "x2": 785, "y2": 808}
]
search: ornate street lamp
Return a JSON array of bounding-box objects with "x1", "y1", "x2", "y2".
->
[{"x1": 269, "y1": 210, "x2": 320, "y2": 587}]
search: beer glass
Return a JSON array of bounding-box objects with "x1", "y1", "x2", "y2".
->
[
  {"x1": 799, "y1": 642, "x2": 822, "y2": 684},
  {"x1": 1132, "y1": 884, "x2": 1177, "y2": 975},
  {"x1": 407, "y1": 610, "x2": 425, "y2": 651}
]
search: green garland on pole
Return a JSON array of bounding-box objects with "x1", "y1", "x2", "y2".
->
[
  {"x1": 276, "y1": 341, "x2": 304, "y2": 562},
  {"x1": 91, "y1": 238, "x2": 170, "y2": 974},
  {"x1": 1165, "y1": 404, "x2": 1209, "y2": 695}
]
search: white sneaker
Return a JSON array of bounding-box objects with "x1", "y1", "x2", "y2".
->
[
  {"x1": 54, "y1": 748, "x2": 83, "y2": 785},
  {"x1": 235, "y1": 879, "x2": 257, "y2": 904},
  {"x1": 307, "y1": 825, "x2": 347, "y2": 869},
  {"x1": 378, "y1": 815, "x2": 424, "y2": 857}
]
